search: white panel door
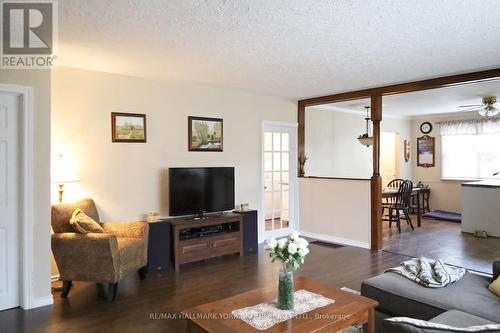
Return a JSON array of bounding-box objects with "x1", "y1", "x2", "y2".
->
[
  {"x1": 0, "y1": 93, "x2": 19, "y2": 310},
  {"x1": 380, "y1": 132, "x2": 399, "y2": 186},
  {"x1": 262, "y1": 124, "x2": 297, "y2": 240}
]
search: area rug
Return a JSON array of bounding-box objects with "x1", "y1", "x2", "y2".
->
[{"x1": 422, "y1": 210, "x2": 461, "y2": 223}]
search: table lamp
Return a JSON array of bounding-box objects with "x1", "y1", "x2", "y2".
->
[{"x1": 51, "y1": 153, "x2": 80, "y2": 203}]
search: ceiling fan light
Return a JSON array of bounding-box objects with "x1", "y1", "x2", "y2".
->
[
  {"x1": 479, "y1": 106, "x2": 500, "y2": 117},
  {"x1": 489, "y1": 108, "x2": 500, "y2": 117}
]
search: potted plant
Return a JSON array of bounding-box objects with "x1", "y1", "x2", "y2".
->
[{"x1": 266, "y1": 231, "x2": 310, "y2": 310}]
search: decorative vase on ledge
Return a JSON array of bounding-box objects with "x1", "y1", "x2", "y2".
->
[
  {"x1": 298, "y1": 153, "x2": 308, "y2": 177},
  {"x1": 277, "y1": 267, "x2": 294, "y2": 310},
  {"x1": 266, "y1": 231, "x2": 310, "y2": 311}
]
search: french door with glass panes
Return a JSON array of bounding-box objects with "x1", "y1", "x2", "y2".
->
[{"x1": 262, "y1": 123, "x2": 297, "y2": 240}]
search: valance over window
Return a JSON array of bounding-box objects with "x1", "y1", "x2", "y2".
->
[
  {"x1": 440, "y1": 118, "x2": 500, "y2": 136},
  {"x1": 440, "y1": 118, "x2": 500, "y2": 179}
]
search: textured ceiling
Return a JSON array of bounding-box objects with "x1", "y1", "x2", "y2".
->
[
  {"x1": 315, "y1": 79, "x2": 500, "y2": 117},
  {"x1": 58, "y1": 0, "x2": 500, "y2": 99}
]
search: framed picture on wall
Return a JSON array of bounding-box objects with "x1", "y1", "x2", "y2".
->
[
  {"x1": 111, "y1": 112, "x2": 147, "y2": 143},
  {"x1": 188, "y1": 116, "x2": 223, "y2": 151},
  {"x1": 417, "y1": 135, "x2": 435, "y2": 167},
  {"x1": 404, "y1": 139, "x2": 411, "y2": 162}
]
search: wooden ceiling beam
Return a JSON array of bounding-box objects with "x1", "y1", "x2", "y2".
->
[{"x1": 298, "y1": 68, "x2": 500, "y2": 107}]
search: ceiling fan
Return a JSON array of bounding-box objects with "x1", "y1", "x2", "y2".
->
[{"x1": 458, "y1": 96, "x2": 499, "y2": 117}]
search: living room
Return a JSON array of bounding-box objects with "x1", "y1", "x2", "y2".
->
[{"x1": 1, "y1": 1, "x2": 500, "y2": 333}]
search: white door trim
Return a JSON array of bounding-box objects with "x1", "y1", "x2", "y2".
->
[
  {"x1": 260, "y1": 121, "x2": 299, "y2": 243},
  {"x1": 0, "y1": 84, "x2": 37, "y2": 309}
]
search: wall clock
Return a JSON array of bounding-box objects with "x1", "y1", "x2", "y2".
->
[{"x1": 420, "y1": 122, "x2": 432, "y2": 134}]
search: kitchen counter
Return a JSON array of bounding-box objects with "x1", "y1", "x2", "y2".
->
[
  {"x1": 461, "y1": 180, "x2": 500, "y2": 237},
  {"x1": 462, "y1": 179, "x2": 500, "y2": 188}
]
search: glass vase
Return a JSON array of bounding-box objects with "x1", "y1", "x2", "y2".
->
[{"x1": 277, "y1": 269, "x2": 294, "y2": 310}]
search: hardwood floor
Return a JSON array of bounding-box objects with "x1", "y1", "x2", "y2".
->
[
  {"x1": 3, "y1": 220, "x2": 496, "y2": 333},
  {"x1": 0, "y1": 243, "x2": 408, "y2": 333},
  {"x1": 382, "y1": 215, "x2": 500, "y2": 274},
  {"x1": 265, "y1": 218, "x2": 289, "y2": 231}
]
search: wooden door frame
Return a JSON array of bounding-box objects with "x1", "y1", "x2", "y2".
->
[
  {"x1": 0, "y1": 84, "x2": 39, "y2": 309},
  {"x1": 297, "y1": 68, "x2": 500, "y2": 250}
]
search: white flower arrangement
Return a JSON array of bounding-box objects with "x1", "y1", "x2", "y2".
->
[{"x1": 266, "y1": 231, "x2": 310, "y2": 272}]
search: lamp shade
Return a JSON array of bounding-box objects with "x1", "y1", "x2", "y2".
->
[
  {"x1": 357, "y1": 135, "x2": 373, "y2": 147},
  {"x1": 51, "y1": 154, "x2": 80, "y2": 184}
]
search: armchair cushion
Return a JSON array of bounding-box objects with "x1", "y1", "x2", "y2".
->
[
  {"x1": 102, "y1": 221, "x2": 148, "y2": 238},
  {"x1": 70, "y1": 209, "x2": 105, "y2": 234},
  {"x1": 52, "y1": 198, "x2": 100, "y2": 233}
]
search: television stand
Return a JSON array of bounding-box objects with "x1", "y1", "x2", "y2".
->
[{"x1": 170, "y1": 213, "x2": 243, "y2": 270}]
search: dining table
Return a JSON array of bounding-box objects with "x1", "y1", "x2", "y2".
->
[{"x1": 382, "y1": 187, "x2": 424, "y2": 227}]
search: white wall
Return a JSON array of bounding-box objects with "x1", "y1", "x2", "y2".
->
[
  {"x1": 300, "y1": 108, "x2": 411, "y2": 248},
  {"x1": 299, "y1": 177, "x2": 371, "y2": 248},
  {"x1": 51, "y1": 66, "x2": 296, "y2": 227},
  {"x1": 0, "y1": 69, "x2": 52, "y2": 304},
  {"x1": 410, "y1": 112, "x2": 478, "y2": 213},
  {"x1": 305, "y1": 107, "x2": 412, "y2": 180}
]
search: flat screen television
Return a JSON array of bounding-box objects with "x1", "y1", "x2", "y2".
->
[{"x1": 169, "y1": 167, "x2": 235, "y2": 216}]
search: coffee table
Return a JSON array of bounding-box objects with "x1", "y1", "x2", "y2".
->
[{"x1": 182, "y1": 277, "x2": 378, "y2": 332}]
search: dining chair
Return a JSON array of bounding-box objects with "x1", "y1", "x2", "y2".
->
[
  {"x1": 387, "y1": 179, "x2": 405, "y2": 188},
  {"x1": 382, "y1": 178, "x2": 405, "y2": 216},
  {"x1": 385, "y1": 180, "x2": 414, "y2": 233},
  {"x1": 410, "y1": 187, "x2": 431, "y2": 214},
  {"x1": 422, "y1": 188, "x2": 431, "y2": 213}
]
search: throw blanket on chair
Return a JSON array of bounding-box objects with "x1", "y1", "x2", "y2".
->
[{"x1": 386, "y1": 257, "x2": 466, "y2": 288}]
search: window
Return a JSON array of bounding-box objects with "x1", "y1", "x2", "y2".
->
[{"x1": 441, "y1": 119, "x2": 500, "y2": 180}]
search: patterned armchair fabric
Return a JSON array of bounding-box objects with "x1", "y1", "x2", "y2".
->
[{"x1": 51, "y1": 198, "x2": 149, "y2": 284}]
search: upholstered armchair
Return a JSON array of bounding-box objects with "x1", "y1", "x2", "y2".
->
[{"x1": 51, "y1": 198, "x2": 149, "y2": 301}]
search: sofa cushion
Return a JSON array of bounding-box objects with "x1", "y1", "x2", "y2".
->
[
  {"x1": 117, "y1": 238, "x2": 146, "y2": 278},
  {"x1": 361, "y1": 272, "x2": 499, "y2": 323},
  {"x1": 70, "y1": 209, "x2": 105, "y2": 234},
  {"x1": 383, "y1": 317, "x2": 500, "y2": 333},
  {"x1": 430, "y1": 310, "x2": 496, "y2": 327}
]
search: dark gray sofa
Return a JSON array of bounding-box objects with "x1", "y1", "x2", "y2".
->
[{"x1": 361, "y1": 258, "x2": 500, "y2": 332}]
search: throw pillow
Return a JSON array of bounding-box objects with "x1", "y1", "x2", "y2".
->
[
  {"x1": 383, "y1": 317, "x2": 500, "y2": 333},
  {"x1": 70, "y1": 208, "x2": 105, "y2": 234},
  {"x1": 489, "y1": 276, "x2": 500, "y2": 297}
]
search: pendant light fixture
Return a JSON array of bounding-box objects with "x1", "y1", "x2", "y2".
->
[{"x1": 357, "y1": 106, "x2": 373, "y2": 147}]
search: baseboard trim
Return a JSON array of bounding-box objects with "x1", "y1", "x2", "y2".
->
[
  {"x1": 300, "y1": 231, "x2": 370, "y2": 249},
  {"x1": 31, "y1": 295, "x2": 54, "y2": 309}
]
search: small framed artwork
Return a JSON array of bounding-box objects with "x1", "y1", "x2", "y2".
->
[
  {"x1": 188, "y1": 116, "x2": 223, "y2": 151},
  {"x1": 111, "y1": 112, "x2": 147, "y2": 143},
  {"x1": 417, "y1": 135, "x2": 435, "y2": 167},
  {"x1": 404, "y1": 139, "x2": 411, "y2": 162}
]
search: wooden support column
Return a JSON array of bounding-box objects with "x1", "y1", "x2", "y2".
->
[
  {"x1": 298, "y1": 103, "x2": 305, "y2": 174},
  {"x1": 370, "y1": 95, "x2": 382, "y2": 250}
]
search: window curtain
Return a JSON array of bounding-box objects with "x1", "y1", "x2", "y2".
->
[{"x1": 440, "y1": 118, "x2": 500, "y2": 136}]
